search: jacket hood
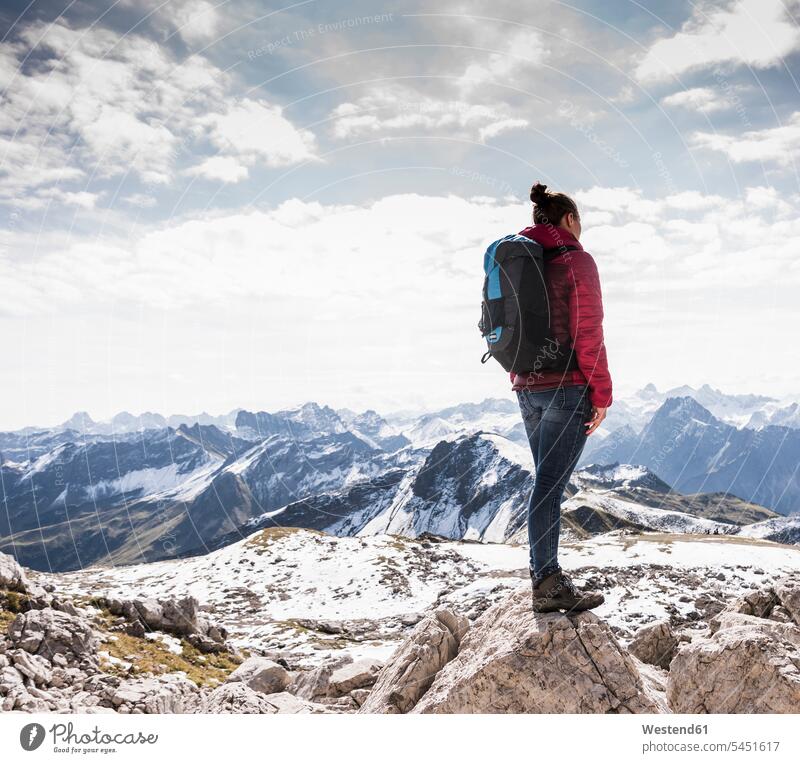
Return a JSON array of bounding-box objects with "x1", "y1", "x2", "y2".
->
[{"x1": 519, "y1": 224, "x2": 583, "y2": 252}]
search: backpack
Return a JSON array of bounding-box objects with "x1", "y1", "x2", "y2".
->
[{"x1": 478, "y1": 234, "x2": 581, "y2": 374}]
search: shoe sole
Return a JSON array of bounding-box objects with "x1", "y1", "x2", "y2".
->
[{"x1": 532, "y1": 597, "x2": 605, "y2": 614}]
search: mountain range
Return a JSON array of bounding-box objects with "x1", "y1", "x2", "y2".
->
[{"x1": 0, "y1": 384, "x2": 798, "y2": 572}]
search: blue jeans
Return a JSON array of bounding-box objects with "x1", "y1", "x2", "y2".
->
[{"x1": 516, "y1": 384, "x2": 592, "y2": 582}]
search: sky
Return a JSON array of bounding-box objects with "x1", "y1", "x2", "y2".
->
[{"x1": 0, "y1": 0, "x2": 799, "y2": 430}]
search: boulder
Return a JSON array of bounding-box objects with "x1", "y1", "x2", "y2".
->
[
  {"x1": 412, "y1": 589, "x2": 662, "y2": 714},
  {"x1": 358, "y1": 608, "x2": 468, "y2": 714},
  {"x1": 262, "y1": 691, "x2": 331, "y2": 714},
  {"x1": 726, "y1": 588, "x2": 778, "y2": 619},
  {"x1": 774, "y1": 575, "x2": 800, "y2": 626},
  {"x1": 350, "y1": 688, "x2": 370, "y2": 707},
  {"x1": 106, "y1": 595, "x2": 228, "y2": 647},
  {"x1": 225, "y1": 657, "x2": 290, "y2": 694},
  {"x1": 628, "y1": 620, "x2": 678, "y2": 670},
  {"x1": 8, "y1": 608, "x2": 98, "y2": 665},
  {"x1": 199, "y1": 682, "x2": 279, "y2": 713},
  {"x1": 328, "y1": 658, "x2": 384, "y2": 697},
  {"x1": 0, "y1": 551, "x2": 30, "y2": 592},
  {"x1": 288, "y1": 654, "x2": 353, "y2": 700},
  {"x1": 668, "y1": 611, "x2": 800, "y2": 713},
  {"x1": 8, "y1": 650, "x2": 52, "y2": 685},
  {"x1": 110, "y1": 674, "x2": 201, "y2": 714}
]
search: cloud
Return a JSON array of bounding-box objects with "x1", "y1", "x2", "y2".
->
[
  {"x1": 691, "y1": 111, "x2": 800, "y2": 165},
  {"x1": 635, "y1": 0, "x2": 800, "y2": 82},
  {"x1": 200, "y1": 98, "x2": 317, "y2": 168},
  {"x1": 0, "y1": 20, "x2": 316, "y2": 207},
  {"x1": 661, "y1": 87, "x2": 733, "y2": 113},
  {"x1": 119, "y1": 0, "x2": 224, "y2": 46},
  {"x1": 4, "y1": 186, "x2": 800, "y2": 424},
  {"x1": 185, "y1": 155, "x2": 250, "y2": 183},
  {"x1": 4, "y1": 185, "x2": 799, "y2": 320},
  {"x1": 458, "y1": 29, "x2": 549, "y2": 91},
  {"x1": 157, "y1": 0, "x2": 222, "y2": 45},
  {"x1": 329, "y1": 85, "x2": 528, "y2": 142},
  {"x1": 576, "y1": 184, "x2": 800, "y2": 290}
]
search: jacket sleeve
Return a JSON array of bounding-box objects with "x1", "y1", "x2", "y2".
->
[{"x1": 568, "y1": 253, "x2": 613, "y2": 408}]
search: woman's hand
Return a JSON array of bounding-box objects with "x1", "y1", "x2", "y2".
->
[{"x1": 585, "y1": 406, "x2": 607, "y2": 436}]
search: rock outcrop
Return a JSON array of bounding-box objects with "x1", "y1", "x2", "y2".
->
[
  {"x1": 327, "y1": 658, "x2": 384, "y2": 697},
  {"x1": 667, "y1": 575, "x2": 800, "y2": 713},
  {"x1": 8, "y1": 608, "x2": 99, "y2": 667},
  {"x1": 199, "y1": 682, "x2": 281, "y2": 713},
  {"x1": 98, "y1": 595, "x2": 229, "y2": 653},
  {"x1": 358, "y1": 609, "x2": 468, "y2": 714},
  {"x1": 628, "y1": 620, "x2": 678, "y2": 670},
  {"x1": 410, "y1": 589, "x2": 663, "y2": 713},
  {"x1": 225, "y1": 656, "x2": 290, "y2": 694},
  {"x1": 0, "y1": 552, "x2": 30, "y2": 592}
]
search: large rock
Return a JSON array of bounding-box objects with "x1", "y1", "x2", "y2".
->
[
  {"x1": 0, "y1": 551, "x2": 30, "y2": 592},
  {"x1": 288, "y1": 654, "x2": 354, "y2": 700},
  {"x1": 261, "y1": 691, "x2": 331, "y2": 714},
  {"x1": 106, "y1": 595, "x2": 228, "y2": 651},
  {"x1": 8, "y1": 608, "x2": 98, "y2": 666},
  {"x1": 668, "y1": 611, "x2": 800, "y2": 713},
  {"x1": 774, "y1": 575, "x2": 800, "y2": 626},
  {"x1": 358, "y1": 608, "x2": 468, "y2": 714},
  {"x1": 110, "y1": 674, "x2": 201, "y2": 713},
  {"x1": 328, "y1": 658, "x2": 384, "y2": 697},
  {"x1": 8, "y1": 650, "x2": 52, "y2": 685},
  {"x1": 225, "y1": 656, "x2": 290, "y2": 694},
  {"x1": 628, "y1": 620, "x2": 678, "y2": 670},
  {"x1": 411, "y1": 589, "x2": 662, "y2": 713},
  {"x1": 199, "y1": 682, "x2": 280, "y2": 713}
]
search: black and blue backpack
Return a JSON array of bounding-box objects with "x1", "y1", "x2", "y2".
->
[{"x1": 478, "y1": 234, "x2": 581, "y2": 374}]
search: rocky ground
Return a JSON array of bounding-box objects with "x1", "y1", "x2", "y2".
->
[{"x1": 2, "y1": 527, "x2": 800, "y2": 714}]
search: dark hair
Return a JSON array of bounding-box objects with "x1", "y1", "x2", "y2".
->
[{"x1": 530, "y1": 182, "x2": 579, "y2": 226}]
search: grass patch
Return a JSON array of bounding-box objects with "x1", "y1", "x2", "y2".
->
[
  {"x1": 0, "y1": 588, "x2": 35, "y2": 614},
  {"x1": 244, "y1": 526, "x2": 325, "y2": 552},
  {"x1": 0, "y1": 609, "x2": 16, "y2": 631},
  {"x1": 99, "y1": 629, "x2": 241, "y2": 687},
  {"x1": 272, "y1": 619, "x2": 350, "y2": 649}
]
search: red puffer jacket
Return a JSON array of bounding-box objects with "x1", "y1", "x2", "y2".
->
[{"x1": 509, "y1": 224, "x2": 613, "y2": 408}]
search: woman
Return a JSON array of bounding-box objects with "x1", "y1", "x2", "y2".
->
[{"x1": 511, "y1": 182, "x2": 612, "y2": 613}]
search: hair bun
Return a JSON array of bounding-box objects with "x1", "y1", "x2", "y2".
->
[{"x1": 530, "y1": 182, "x2": 549, "y2": 205}]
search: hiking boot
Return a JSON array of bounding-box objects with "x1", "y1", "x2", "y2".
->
[{"x1": 530, "y1": 570, "x2": 604, "y2": 613}]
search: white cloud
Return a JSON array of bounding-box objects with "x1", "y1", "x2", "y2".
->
[
  {"x1": 636, "y1": 0, "x2": 800, "y2": 82},
  {"x1": 329, "y1": 86, "x2": 528, "y2": 142},
  {"x1": 120, "y1": 0, "x2": 223, "y2": 45},
  {"x1": 661, "y1": 87, "x2": 732, "y2": 113},
  {"x1": 4, "y1": 187, "x2": 800, "y2": 426},
  {"x1": 458, "y1": 29, "x2": 549, "y2": 90},
  {"x1": 185, "y1": 155, "x2": 250, "y2": 183},
  {"x1": 159, "y1": 0, "x2": 222, "y2": 45},
  {"x1": 121, "y1": 193, "x2": 157, "y2": 208},
  {"x1": 4, "y1": 186, "x2": 799, "y2": 320},
  {"x1": 201, "y1": 98, "x2": 317, "y2": 168},
  {"x1": 691, "y1": 111, "x2": 800, "y2": 165},
  {"x1": 0, "y1": 20, "x2": 316, "y2": 207}
]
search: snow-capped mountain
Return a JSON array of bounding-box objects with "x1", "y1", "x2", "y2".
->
[
  {"x1": 595, "y1": 382, "x2": 788, "y2": 435},
  {"x1": 585, "y1": 396, "x2": 800, "y2": 516},
  {"x1": 746, "y1": 401, "x2": 800, "y2": 430},
  {"x1": 235, "y1": 402, "x2": 410, "y2": 453},
  {"x1": 55, "y1": 409, "x2": 241, "y2": 435},
  {"x1": 2, "y1": 386, "x2": 798, "y2": 574}
]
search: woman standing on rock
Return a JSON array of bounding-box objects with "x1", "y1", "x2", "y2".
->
[{"x1": 512, "y1": 182, "x2": 612, "y2": 614}]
